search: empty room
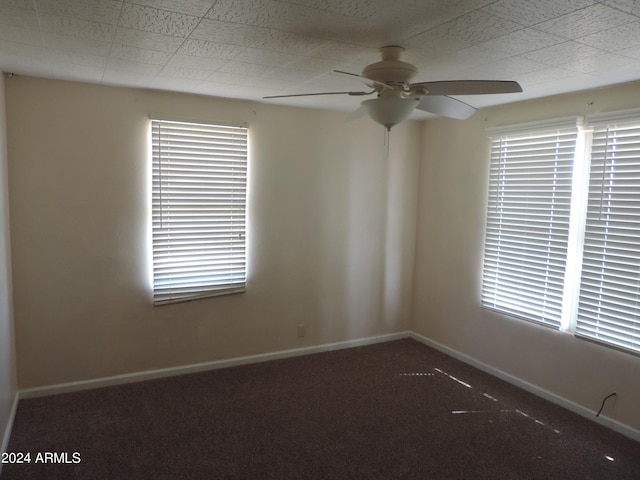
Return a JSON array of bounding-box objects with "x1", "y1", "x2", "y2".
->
[{"x1": 1, "y1": 1, "x2": 640, "y2": 478}]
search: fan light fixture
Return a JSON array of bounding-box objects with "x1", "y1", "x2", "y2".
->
[
  {"x1": 361, "y1": 97, "x2": 419, "y2": 131},
  {"x1": 263, "y1": 46, "x2": 522, "y2": 129}
]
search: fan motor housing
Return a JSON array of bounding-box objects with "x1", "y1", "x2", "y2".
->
[
  {"x1": 362, "y1": 45, "x2": 418, "y2": 84},
  {"x1": 362, "y1": 60, "x2": 418, "y2": 84}
]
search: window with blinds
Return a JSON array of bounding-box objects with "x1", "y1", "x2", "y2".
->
[
  {"x1": 151, "y1": 119, "x2": 248, "y2": 306},
  {"x1": 482, "y1": 121, "x2": 578, "y2": 328},
  {"x1": 482, "y1": 111, "x2": 640, "y2": 356},
  {"x1": 576, "y1": 117, "x2": 640, "y2": 353}
]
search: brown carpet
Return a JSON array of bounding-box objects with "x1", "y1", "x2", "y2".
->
[{"x1": 2, "y1": 338, "x2": 639, "y2": 479}]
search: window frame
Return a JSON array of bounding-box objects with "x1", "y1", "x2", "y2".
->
[
  {"x1": 150, "y1": 117, "x2": 248, "y2": 306},
  {"x1": 482, "y1": 117, "x2": 581, "y2": 329},
  {"x1": 482, "y1": 110, "x2": 640, "y2": 357},
  {"x1": 575, "y1": 110, "x2": 640, "y2": 353}
]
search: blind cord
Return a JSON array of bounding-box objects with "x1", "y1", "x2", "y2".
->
[
  {"x1": 496, "y1": 138, "x2": 505, "y2": 215},
  {"x1": 158, "y1": 123, "x2": 164, "y2": 229},
  {"x1": 598, "y1": 127, "x2": 610, "y2": 221}
]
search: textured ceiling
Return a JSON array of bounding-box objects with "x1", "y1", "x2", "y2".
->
[{"x1": 1, "y1": 0, "x2": 640, "y2": 120}]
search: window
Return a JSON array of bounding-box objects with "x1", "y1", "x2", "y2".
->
[
  {"x1": 576, "y1": 115, "x2": 640, "y2": 352},
  {"x1": 482, "y1": 119, "x2": 579, "y2": 328},
  {"x1": 482, "y1": 111, "x2": 640, "y2": 355},
  {"x1": 151, "y1": 119, "x2": 248, "y2": 306}
]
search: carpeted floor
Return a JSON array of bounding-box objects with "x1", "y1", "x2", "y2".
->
[{"x1": 1, "y1": 338, "x2": 639, "y2": 479}]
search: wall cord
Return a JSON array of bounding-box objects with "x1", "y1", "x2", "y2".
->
[{"x1": 596, "y1": 392, "x2": 617, "y2": 417}]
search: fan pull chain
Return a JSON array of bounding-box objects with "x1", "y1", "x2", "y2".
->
[{"x1": 384, "y1": 127, "x2": 390, "y2": 160}]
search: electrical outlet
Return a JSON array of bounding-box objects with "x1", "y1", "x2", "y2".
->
[{"x1": 297, "y1": 324, "x2": 305, "y2": 338}]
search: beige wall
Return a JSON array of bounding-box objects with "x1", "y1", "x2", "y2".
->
[
  {"x1": 0, "y1": 73, "x2": 16, "y2": 446},
  {"x1": 412, "y1": 81, "x2": 640, "y2": 432},
  {"x1": 6, "y1": 74, "x2": 640, "y2": 433},
  {"x1": 5, "y1": 76, "x2": 419, "y2": 389}
]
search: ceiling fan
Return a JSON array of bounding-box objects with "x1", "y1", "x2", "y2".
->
[{"x1": 264, "y1": 46, "x2": 522, "y2": 130}]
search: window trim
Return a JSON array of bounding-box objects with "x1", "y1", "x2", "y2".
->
[
  {"x1": 574, "y1": 110, "x2": 640, "y2": 354},
  {"x1": 482, "y1": 111, "x2": 640, "y2": 357},
  {"x1": 482, "y1": 117, "x2": 581, "y2": 329},
  {"x1": 150, "y1": 117, "x2": 248, "y2": 306}
]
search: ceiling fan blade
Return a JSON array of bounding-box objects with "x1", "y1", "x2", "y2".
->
[
  {"x1": 345, "y1": 104, "x2": 367, "y2": 122},
  {"x1": 263, "y1": 90, "x2": 373, "y2": 99},
  {"x1": 411, "y1": 80, "x2": 522, "y2": 96},
  {"x1": 333, "y1": 70, "x2": 392, "y2": 90},
  {"x1": 417, "y1": 95, "x2": 477, "y2": 120}
]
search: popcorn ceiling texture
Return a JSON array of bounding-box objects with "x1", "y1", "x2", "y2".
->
[{"x1": 1, "y1": 1, "x2": 640, "y2": 114}]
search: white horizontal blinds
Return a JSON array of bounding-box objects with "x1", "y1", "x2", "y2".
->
[
  {"x1": 576, "y1": 118, "x2": 640, "y2": 353},
  {"x1": 482, "y1": 124, "x2": 578, "y2": 327},
  {"x1": 151, "y1": 119, "x2": 248, "y2": 306}
]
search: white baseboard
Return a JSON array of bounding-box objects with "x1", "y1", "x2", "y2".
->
[
  {"x1": 408, "y1": 331, "x2": 640, "y2": 443},
  {"x1": 0, "y1": 392, "x2": 19, "y2": 475},
  {"x1": 19, "y1": 332, "x2": 409, "y2": 399}
]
